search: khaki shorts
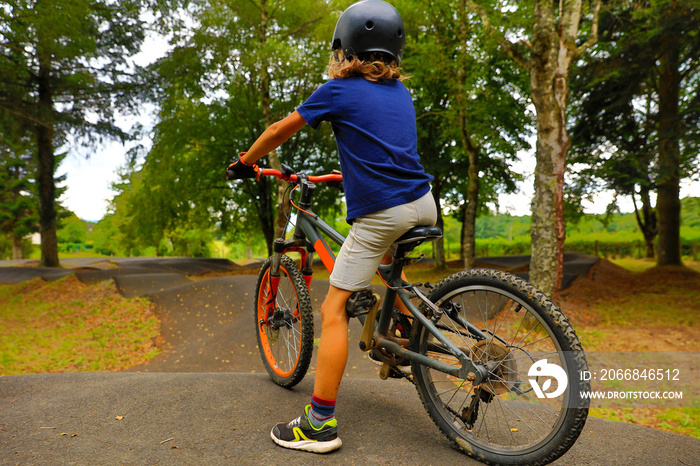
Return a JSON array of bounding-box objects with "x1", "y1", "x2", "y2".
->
[{"x1": 329, "y1": 191, "x2": 437, "y2": 292}]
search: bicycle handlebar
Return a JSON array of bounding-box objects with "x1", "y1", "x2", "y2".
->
[{"x1": 258, "y1": 168, "x2": 343, "y2": 184}]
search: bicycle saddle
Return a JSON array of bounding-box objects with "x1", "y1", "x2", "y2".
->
[
  {"x1": 394, "y1": 225, "x2": 443, "y2": 244},
  {"x1": 394, "y1": 225, "x2": 443, "y2": 258}
]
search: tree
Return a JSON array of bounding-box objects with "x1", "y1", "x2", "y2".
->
[
  {"x1": 56, "y1": 212, "x2": 87, "y2": 245},
  {"x1": 571, "y1": 0, "x2": 700, "y2": 263},
  {"x1": 646, "y1": 0, "x2": 699, "y2": 266},
  {"x1": 0, "y1": 0, "x2": 174, "y2": 266},
  {"x1": 571, "y1": 59, "x2": 659, "y2": 258},
  {"x1": 401, "y1": 0, "x2": 529, "y2": 269},
  {"x1": 464, "y1": 0, "x2": 602, "y2": 295},
  {"x1": 115, "y1": 0, "x2": 338, "y2": 256},
  {"x1": 195, "y1": 0, "x2": 336, "y2": 248},
  {"x1": 89, "y1": 214, "x2": 121, "y2": 256}
]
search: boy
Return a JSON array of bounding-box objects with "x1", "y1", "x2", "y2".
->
[{"x1": 227, "y1": 0, "x2": 436, "y2": 453}]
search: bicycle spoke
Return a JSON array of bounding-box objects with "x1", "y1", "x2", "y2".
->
[{"x1": 255, "y1": 256, "x2": 314, "y2": 388}]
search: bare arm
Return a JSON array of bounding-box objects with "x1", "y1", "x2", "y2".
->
[{"x1": 241, "y1": 111, "x2": 307, "y2": 165}]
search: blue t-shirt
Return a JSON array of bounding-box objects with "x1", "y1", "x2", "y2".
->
[{"x1": 297, "y1": 77, "x2": 433, "y2": 221}]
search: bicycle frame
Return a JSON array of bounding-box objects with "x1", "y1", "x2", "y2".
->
[{"x1": 262, "y1": 169, "x2": 489, "y2": 384}]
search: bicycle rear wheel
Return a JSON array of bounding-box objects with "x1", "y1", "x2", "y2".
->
[
  {"x1": 255, "y1": 255, "x2": 314, "y2": 388},
  {"x1": 411, "y1": 269, "x2": 589, "y2": 465}
]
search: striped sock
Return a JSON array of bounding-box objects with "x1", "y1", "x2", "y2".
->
[{"x1": 307, "y1": 394, "x2": 336, "y2": 429}]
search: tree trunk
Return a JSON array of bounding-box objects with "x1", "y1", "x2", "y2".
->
[
  {"x1": 12, "y1": 235, "x2": 23, "y2": 260},
  {"x1": 464, "y1": 1, "x2": 601, "y2": 295},
  {"x1": 529, "y1": 1, "x2": 563, "y2": 295},
  {"x1": 633, "y1": 188, "x2": 657, "y2": 259},
  {"x1": 462, "y1": 142, "x2": 478, "y2": 270},
  {"x1": 528, "y1": 0, "x2": 590, "y2": 295},
  {"x1": 36, "y1": 46, "x2": 59, "y2": 268},
  {"x1": 457, "y1": 1, "x2": 478, "y2": 270},
  {"x1": 260, "y1": 0, "x2": 289, "y2": 246},
  {"x1": 459, "y1": 216, "x2": 466, "y2": 261},
  {"x1": 656, "y1": 19, "x2": 683, "y2": 266},
  {"x1": 431, "y1": 188, "x2": 446, "y2": 270},
  {"x1": 256, "y1": 177, "x2": 276, "y2": 256}
]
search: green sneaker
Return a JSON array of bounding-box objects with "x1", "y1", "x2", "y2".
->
[{"x1": 270, "y1": 405, "x2": 342, "y2": 453}]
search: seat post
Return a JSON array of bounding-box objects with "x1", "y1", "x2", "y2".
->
[{"x1": 386, "y1": 252, "x2": 406, "y2": 285}]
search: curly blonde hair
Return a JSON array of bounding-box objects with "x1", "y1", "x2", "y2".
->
[{"x1": 327, "y1": 52, "x2": 405, "y2": 82}]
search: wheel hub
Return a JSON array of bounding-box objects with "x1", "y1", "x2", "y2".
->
[{"x1": 469, "y1": 339, "x2": 517, "y2": 395}]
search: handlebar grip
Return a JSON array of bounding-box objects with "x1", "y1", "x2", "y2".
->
[{"x1": 226, "y1": 169, "x2": 235, "y2": 180}]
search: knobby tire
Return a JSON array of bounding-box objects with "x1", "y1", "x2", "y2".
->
[
  {"x1": 254, "y1": 255, "x2": 314, "y2": 388},
  {"x1": 410, "y1": 268, "x2": 589, "y2": 465}
]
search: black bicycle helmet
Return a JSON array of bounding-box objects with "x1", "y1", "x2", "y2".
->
[{"x1": 332, "y1": 0, "x2": 405, "y2": 65}]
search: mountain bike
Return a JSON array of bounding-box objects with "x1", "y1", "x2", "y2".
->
[{"x1": 244, "y1": 164, "x2": 590, "y2": 465}]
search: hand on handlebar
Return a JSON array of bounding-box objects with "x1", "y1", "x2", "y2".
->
[{"x1": 226, "y1": 152, "x2": 259, "y2": 180}]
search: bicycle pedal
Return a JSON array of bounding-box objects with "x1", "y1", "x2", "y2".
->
[
  {"x1": 346, "y1": 289, "x2": 376, "y2": 318},
  {"x1": 379, "y1": 363, "x2": 392, "y2": 380}
]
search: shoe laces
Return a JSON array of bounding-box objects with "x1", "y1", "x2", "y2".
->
[{"x1": 287, "y1": 415, "x2": 304, "y2": 428}]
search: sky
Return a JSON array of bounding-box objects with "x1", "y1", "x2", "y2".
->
[
  {"x1": 59, "y1": 136, "x2": 149, "y2": 222},
  {"x1": 57, "y1": 34, "x2": 698, "y2": 223}
]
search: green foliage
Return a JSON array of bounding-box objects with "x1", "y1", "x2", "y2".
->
[
  {"x1": 0, "y1": 108, "x2": 38, "y2": 259},
  {"x1": 56, "y1": 213, "x2": 88, "y2": 244},
  {"x1": 401, "y1": 0, "x2": 531, "y2": 205},
  {"x1": 569, "y1": 0, "x2": 700, "y2": 265},
  {"x1": 682, "y1": 197, "x2": 700, "y2": 230},
  {"x1": 88, "y1": 214, "x2": 121, "y2": 256},
  {"x1": 466, "y1": 197, "x2": 700, "y2": 259},
  {"x1": 474, "y1": 214, "x2": 531, "y2": 241},
  {"x1": 0, "y1": 236, "x2": 33, "y2": 261},
  {"x1": 3, "y1": 0, "x2": 696, "y2": 264},
  {"x1": 397, "y1": 0, "x2": 531, "y2": 265},
  {"x1": 0, "y1": 0, "x2": 185, "y2": 141}
]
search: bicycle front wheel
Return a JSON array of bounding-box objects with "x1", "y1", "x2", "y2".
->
[
  {"x1": 254, "y1": 255, "x2": 314, "y2": 388},
  {"x1": 411, "y1": 268, "x2": 589, "y2": 465}
]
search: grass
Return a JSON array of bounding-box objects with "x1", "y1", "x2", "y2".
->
[
  {"x1": 589, "y1": 407, "x2": 700, "y2": 439},
  {"x1": 611, "y1": 257, "x2": 700, "y2": 273},
  {"x1": 558, "y1": 258, "x2": 700, "y2": 439},
  {"x1": 0, "y1": 275, "x2": 160, "y2": 375}
]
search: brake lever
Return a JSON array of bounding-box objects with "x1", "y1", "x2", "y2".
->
[{"x1": 280, "y1": 163, "x2": 295, "y2": 179}]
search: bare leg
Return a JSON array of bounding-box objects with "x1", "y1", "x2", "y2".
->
[{"x1": 313, "y1": 285, "x2": 353, "y2": 400}]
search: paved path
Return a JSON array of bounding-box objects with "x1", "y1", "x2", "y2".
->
[
  {"x1": 2, "y1": 373, "x2": 699, "y2": 465},
  {"x1": 1, "y1": 256, "x2": 698, "y2": 465}
]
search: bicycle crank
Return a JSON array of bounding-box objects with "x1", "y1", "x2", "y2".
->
[{"x1": 358, "y1": 293, "x2": 381, "y2": 351}]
